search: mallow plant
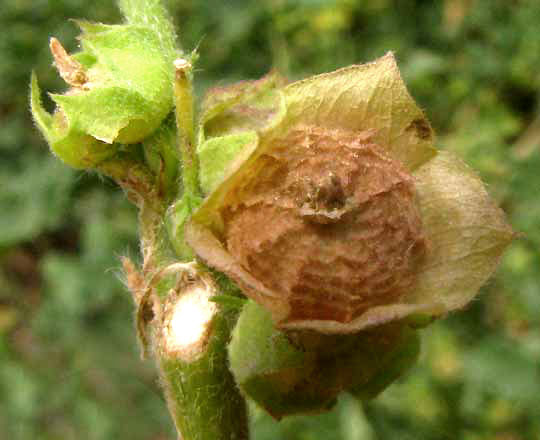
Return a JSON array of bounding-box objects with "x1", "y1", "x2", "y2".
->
[{"x1": 30, "y1": 1, "x2": 514, "y2": 438}]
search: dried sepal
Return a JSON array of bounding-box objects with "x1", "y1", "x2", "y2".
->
[
  {"x1": 222, "y1": 125, "x2": 427, "y2": 324},
  {"x1": 50, "y1": 37, "x2": 88, "y2": 87},
  {"x1": 200, "y1": 70, "x2": 287, "y2": 138},
  {"x1": 410, "y1": 151, "x2": 515, "y2": 312},
  {"x1": 282, "y1": 151, "x2": 514, "y2": 333},
  {"x1": 187, "y1": 126, "x2": 429, "y2": 331},
  {"x1": 282, "y1": 52, "x2": 436, "y2": 171}
]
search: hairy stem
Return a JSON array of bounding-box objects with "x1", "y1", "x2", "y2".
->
[
  {"x1": 145, "y1": 60, "x2": 249, "y2": 440},
  {"x1": 174, "y1": 58, "x2": 201, "y2": 200},
  {"x1": 118, "y1": 0, "x2": 177, "y2": 55},
  {"x1": 160, "y1": 301, "x2": 249, "y2": 440}
]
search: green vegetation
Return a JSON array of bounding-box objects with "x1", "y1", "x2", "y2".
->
[{"x1": 1, "y1": 1, "x2": 540, "y2": 439}]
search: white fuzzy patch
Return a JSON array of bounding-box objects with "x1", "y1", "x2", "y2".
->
[{"x1": 163, "y1": 283, "x2": 217, "y2": 361}]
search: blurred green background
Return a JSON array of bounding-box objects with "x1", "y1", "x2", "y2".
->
[{"x1": 1, "y1": 0, "x2": 540, "y2": 439}]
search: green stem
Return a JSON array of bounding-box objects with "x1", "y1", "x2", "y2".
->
[
  {"x1": 146, "y1": 60, "x2": 249, "y2": 440},
  {"x1": 174, "y1": 58, "x2": 201, "y2": 200},
  {"x1": 160, "y1": 305, "x2": 249, "y2": 440}
]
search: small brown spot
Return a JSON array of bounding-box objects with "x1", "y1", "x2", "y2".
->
[
  {"x1": 407, "y1": 118, "x2": 432, "y2": 141},
  {"x1": 49, "y1": 37, "x2": 87, "y2": 87},
  {"x1": 301, "y1": 173, "x2": 346, "y2": 212},
  {"x1": 141, "y1": 300, "x2": 155, "y2": 324}
]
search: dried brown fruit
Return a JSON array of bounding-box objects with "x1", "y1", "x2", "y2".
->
[{"x1": 186, "y1": 53, "x2": 513, "y2": 334}]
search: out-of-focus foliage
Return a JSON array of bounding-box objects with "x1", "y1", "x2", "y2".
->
[{"x1": 1, "y1": 0, "x2": 539, "y2": 439}]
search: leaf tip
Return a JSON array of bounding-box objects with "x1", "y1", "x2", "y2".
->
[{"x1": 30, "y1": 72, "x2": 53, "y2": 140}]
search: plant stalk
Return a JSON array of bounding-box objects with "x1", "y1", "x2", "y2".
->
[
  {"x1": 174, "y1": 58, "x2": 201, "y2": 200},
  {"x1": 160, "y1": 304, "x2": 249, "y2": 440},
  {"x1": 149, "y1": 60, "x2": 249, "y2": 440}
]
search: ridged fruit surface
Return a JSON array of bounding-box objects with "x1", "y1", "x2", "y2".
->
[{"x1": 222, "y1": 125, "x2": 427, "y2": 323}]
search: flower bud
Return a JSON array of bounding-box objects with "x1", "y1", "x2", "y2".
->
[
  {"x1": 30, "y1": 4, "x2": 176, "y2": 169},
  {"x1": 228, "y1": 300, "x2": 420, "y2": 419}
]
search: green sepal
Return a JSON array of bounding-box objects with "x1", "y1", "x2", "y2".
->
[
  {"x1": 194, "y1": 72, "x2": 286, "y2": 199},
  {"x1": 166, "y1": 193, "x2": 203, "y2": 261},
  {"x1": 348, "y1": 326, "x2": 420, "y2": 400},
  {"x1": 31, "y1": 73, "x2": 114, "y2": 169},
  {"x1": 59, "y1": 22, "x2": 175, "y2": 144},
  {"x1": 117, "y1": 0, "x2": 178, "y2": 57},
  {"x1": 198, "y1": 131, "x2": 258, "y2": 194},
  {"x1": 228, "y1": 300, "x2": 321, "y2": 419},
  {"x1": 75, "y1": 21, "x2": 175, "y2": 96},
  {"x1": 30, "y1": 72, "x2": 53, "y2": 136},
  {"x1": 51, "y1": 87, "x2": 154, "y2": 144},
  {"x1": 142, "y1": 115, "x2": 179, "y2": 200}
]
